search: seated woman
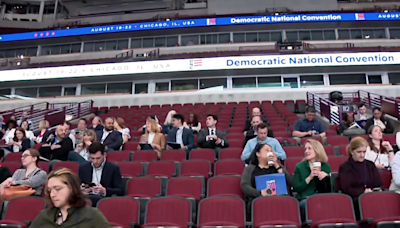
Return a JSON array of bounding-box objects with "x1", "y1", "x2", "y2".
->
[
  {"x1": 0, "y1": 148, "x2": 47, "y2": 196},
  {"x1": 29, "y1": 168, "x2": 110, "y2": 227},
  {"x1": 293, "y1": 139, "x2": 331, "y2": 206},
  {"x1": 365, "y1": 125, "x2": 394, "y2": 170},
  {"x1": 337, "y1": 112, "x2": 365, "y2": 136},
  {"x1": 20, "y1": 120, "x2": 34, "y2": 141},
  {"x1": 137, "y1": 119, "x2": 165, "y2": 158},
  {"x1": 34, "y1": 120, "x2": 51, "y2": 144},
  {"x1": 184, "y1": 113, "x2": 201, "y2": 134},
  {"x1": 162, "y1": 110, "x2": 176, "y2": 135},
  {"x1": 140, "y1": 115, "x2": 162, "y2": 134},
  {"x1": 68, "y1": 129, "x2": 96, "y2": 164},
  {"x1": 241, "y1": 143, "x2": 292, "y2": 219},
  {"x1": 365, "y1": 107, "x2": 394, "y2": 134},
  {"x1": 2, "y1": 119, "x2": 17, "y2": 144},
  {"x1": 88, "y1": 116, "x2": 104, "y2": 141},
  {"x1": 114, "y1": 117, "x2": 131, "y2": 144},
  {"x1": 8, "y1": 127, "x2": 31, "y2": 153},
  {"x1": 339, "y1": 137, "x2": 382, "y2": 217}
]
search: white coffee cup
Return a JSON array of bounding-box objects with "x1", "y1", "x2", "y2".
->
[{"x1": 313, "y1": 162, "x2": 321, "y2": 168}]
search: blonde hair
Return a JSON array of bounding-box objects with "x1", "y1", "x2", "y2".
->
[
  {"x1": 83, "y1": 129, "x2": 96, "y2": 145},
  {"x1": 305, "y1": 139, "x2": 328, "y2": 163},
  {"x1": 347, "y1": 137, "x2": 368, "y2": 158},
  {"x1": 38, "y1": 120, "x2": 50, "y2": 130},
  {"x1": 164, "y1": 110, "x2": 176, "y2": 125},
  {"x1": 147, "y1": 119, "x2": 161, "y2": 133}
]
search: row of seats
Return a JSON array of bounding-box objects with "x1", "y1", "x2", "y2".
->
[{"x1": 2, "y1": 192, "x2": 399, "y2": 228}]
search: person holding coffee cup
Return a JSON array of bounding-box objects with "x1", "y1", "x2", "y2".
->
[
  {"x1": 241, "y1": 143, "x2": 293, "y2": 220},
  {"x1": 293, "y1": 139, "x2": 331, "y2": 206}
]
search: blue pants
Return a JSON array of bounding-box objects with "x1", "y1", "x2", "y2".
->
[{"x1": 68, "y1": 152, "x2": 88, "y2": 165}]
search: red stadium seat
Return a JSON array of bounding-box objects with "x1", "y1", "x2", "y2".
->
[
  {"x1": 219, "y1": 148, "x2": 242, "y2": 160},
  {"x1": 161, "y1": 150, "x2": 186, "y2": 162},
  {"x1": 53, "y1": 161, "x2": 79, "y2": 174},
  {"x1": 328, "y1": 156, "x2": 347, "y2": 172},
  {"x1": 126, "y1": 177, "x2": 161, "y2": 198},
  {"x1": 37, "y1": 162, "x2": 49, "y2": 172},
  {"x1": 198, "y1": 197, "x2": 245, "y2": 228},
  {"x1": 214, "y1": 159, "x2": 245, "y2": 176},
  {"x1": 285, "y1": 157, "x2": 303, "y2": 174},
  {"x1": 324, "y1": 146, "x2": 335, "y2": 156},
  {"x1": 167, "y1": 177, "x2": 204, "y2": 201},
  {"x1": 180, "y1": 160, "x2": 212, "y2": 179},
  {"x1": 0, "y1": 197, "x2": 46, "y2": 228},
  {"x1": 207, "y1": 176, "x2": 243, "y2": 198},
  {"x1": 5, "y1": 153, "x2": 22, "y2": 162},
  {"x1": 107, "y1": 151, "x2": 131, "y2": 162},
  {"x1": 190, "y1": 149, "x2": 215, "y2": 164},
  {"x1": 117, "y1": 162, "x2": 143, "y2": 177},
  {"x1": 147, "y1": 161, "x2": 176, "y2": 178},
  {"x1": 97, "y1": 197, "x2": 139, "y2": 228},
  {"x1": 379, "y1": 170, "x2": 392, "y2": 190},
  {"x1": 326, "y1": 136, "x2": 349, "y2": 146},
  {"x1": 132, "y1": 151, "x2": 157, "y2": 162},
  {"x1": 2, "y1": 162, "x2": 21, "y2": 174},
  {"x1": 123, "y1": 142, "x2": 139, "y2": 151},
  {"x1": 284, "y1": 147, "x2": 304, "y2": 157}
]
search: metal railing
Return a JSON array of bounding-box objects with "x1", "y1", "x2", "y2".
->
[
  {"x1": 307, "y1": 92, "x2": 342, "y2": 125},
  {"x1": 358, "y1": 90, "x2": 400, "y2": 120}
]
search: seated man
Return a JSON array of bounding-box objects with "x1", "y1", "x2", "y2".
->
[
  {"x1": 244, "y1": 107, "x2": 268, "y2": 132},
  {"x1": 292, "y1": 106, "x2": 325, "y2": 144},
  {"x1": 166, "y1": 114, "x2": 194, "y2": 153},
  {"x1": 241, "y1": 123, "x2": 286, "y2": 162},
  {"x1": 100, "y1": 117, "x2": 123, "y2": 151},
  {"x1": 354, "y1": 103, "x2": 371, "y2": 129},
  {"x1": 79, "y1": 142, "x2": 123, "y2": 206},
  {"x1": 39, "y1": 125, "x2": 74, "y2": 161},
  {"x1": 70, "y1": 118, "x2": 87, "y2": 146},
  {"x1": 197, "y1": 114, "x2": 229, "y2": 149},
  {"x1": 244, "y1": 116, "x2": 274, "y2": 147},
  {"x1": 63, "y1": 121, "x2": 76, "y2": 148}
]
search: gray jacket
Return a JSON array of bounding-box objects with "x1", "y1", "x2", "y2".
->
[{"x1": 240, "y1": 164, "x2": 293, "y2": 198}]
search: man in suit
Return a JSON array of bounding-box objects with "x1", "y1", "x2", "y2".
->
[
  {"x1": 100, "y1": 117, "x2": 123, "y2": 151},
  {"x1": 39, "y1": 125, "x2": 73, "y2": 161},
  {"x1": 197, "y1": 114, "x2": 229, "y2": 149},
  {"x1": 166, "y1": 114, "x2": 194, "y2": 153},
  {"x1": 244, "y1": 116, "x2": 274, "y2": 147},
  {"x1": 79, "y1": 142, "x2": 123, "y2": 206},
  {"x1": 244, "y1": 107, "x2": 268, "y2": 131}
]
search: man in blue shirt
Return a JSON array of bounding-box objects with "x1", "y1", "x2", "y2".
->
[
  {"x1": 241, "y1": 123, "x2": 286, "y2": 162},
  {"x1": 292, "y1": 106, "x2": 325, "y2": 144}
]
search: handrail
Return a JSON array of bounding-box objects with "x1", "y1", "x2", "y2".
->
[{"x1": 306, "y1": 92, "x2": 342, "y2": 125}]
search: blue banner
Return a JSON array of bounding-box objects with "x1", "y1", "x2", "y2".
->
[{"x1": 0, "y1": 12, "x2": 399, "y2": 42}]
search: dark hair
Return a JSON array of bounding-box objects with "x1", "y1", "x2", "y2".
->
[
  {"x1": 372, "y1": 107, "x2": 382, "y2": 112},
  {"x1": 63, "y1": 121, "x2": 71, "y2": 127},
  {"x1": 358, "y1": 103, "x2": 366, "y2": 109},
  {"x1": 45, "y1": 168, "x2": 87, "y2": 209},
  {"x1": 78, "y1": 118, "x2": 87, "y2": 124},
  {"x1": 343, "y1": 112, "x2": 354, "y2": 124},
  {"x1": 247, "y1": 143, "x2": 273, "y2": 165},
  {"x1": 172, "y1": 114, "x2": 184, "y2": 124},
  {"x1": 305, "y1": 106, "x2": 316, "y2": 113},
  {"x1": 13, "y1": 127, "x2": 26, "y2": 142},
  {"x1": 20, "y1": 120, "x2": 30, "y2": 130},
  {"x1": 187, "y1": 113, "x2": 199, "y2": 126},
  {"x1": 256, "y1": 123, "x2": 268, "y2": 131},
  {"x1": 367, "y1": 125, "x2": 387, "y2": 154},
  {"x1": 25, "y1": 148, "x2": 40, "y2": 165},
  {"x1": 206, "y1": 114, "x2": 218, "y2": 121},
  {"x1": 88, "y1": 142, "x2": 105, "y2": 155},
  {"x1": 148, "y1": 115, "x2": 156, "y2": 120},
  {"x1": 0, "y1": 149, "x2": 4, "y2": 162},
  {"x1": 6, "y1": 119, "x2": 16, "y2": 129}
]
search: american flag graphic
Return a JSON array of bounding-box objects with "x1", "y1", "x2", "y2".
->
[
  {"x1": 207, "y1": 18, "x2": 216, "y2": 25},
  {"x1": 355, "y1": 13, "x2": 365, "y2": 20},
  {"x1": 189, "y1": 59, "x2": 202, "y2": 69}
]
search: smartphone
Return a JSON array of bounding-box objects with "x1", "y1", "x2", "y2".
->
[{"x1": 372, "y1": 187, "x2": 382, "y2": 192}]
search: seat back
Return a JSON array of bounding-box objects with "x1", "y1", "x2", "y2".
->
[
  {"x1": 2, "y1": 162, "x2": 21, "y2": 174},
  {"x1": 190, "y1": 149, "x2": 215, "y2": 164},
  {"x1": 214, "y1": 159, "x2": 244, "y2": 176},
  {"x1": 328, "y1": 156, "x2": 347, "y2": 172},
  {"x1": 147, "y1": 161, "x2": 176, "y2": 178},
  {"x1": 4, "y1": 153, "x2": 22, "y2": 162},
  {"x1": 117, "y1": 162, "x2": 143, "y2": 177},
  {"x1": 53, "y1": 161, "x2": 79, "y2": 174},
  {"x1": 180, "y1": 160, "x2": 211, "y2": 178},
  {"x1": 126, "y1": 177, "x2": 161, "y2": 198},
  {"x1": 167, "y1": 177, "x2": 204, "y2": 201},
  {"x1": 198, "y1": 197, "x2": 245, "y2": 228},
  {"x1": 359, "y1": 192, "x2": 400, "y2": 220},
  {"x1": 145, "y1": 197, "x2": 192, "y2": 227},
  {"x1": 132, "y1": 151, "x2": 157, "y2": 162},
  {"x1": 4, "y1": 197, "x2": 46, "y2": 222},
  {"x1": 252, "y1": 196, "x2": 301, "y2": 227},
  {"x1": 284, "y1": 147, "x2": 305, "y2": 157},
  {"x1": 306, "y1": 194, "x2": 356, "y2": 222},
  {"x1": 97, "y1": 197, "x2": 139, "y2": 227},
  {"x1": 207, "y1": 176, "x2": 243, "y2": 198},
  {"x1": 107, "y1": 151, "x2": 131, "y2": 162},
  {"x1": 219, "y1": 148, "x2": 242, "y2": 160},
  {"x1": 161, "y1": 150, "x2": 186, "y2": 162}
]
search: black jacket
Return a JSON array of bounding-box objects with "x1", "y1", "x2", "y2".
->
[
  {"x1": 78, "y1": 160, "x2": 123, "y2": 197},
  {"x1": 365, "y1": 117, "x2": 394, "y2": 134},
  {"x1": 197, "y1": 128, "x2": 229, "y2": 149},
  {"x1": 39, "y1": 137, "x2": 74, "y2": 161},
  {"x1": 88, "y1": 125, "x2": 104, "y2": 142},
  {"x1": 101, "y1": 130, "x2": 123, "y2": 151},
  {"x1": 35, "y1": 130, "x2": 52, "y2": 144}
]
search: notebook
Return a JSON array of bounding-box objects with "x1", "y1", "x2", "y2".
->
[
  {"x1": 356, "y1": 120, "x2": 367, "y2": 128},
  {"x1": 139, "y1": 143, "x2": 153, "y2": 150},
  {"x1": 254, "y1": 173, "x2": 288, "y2": 195},
  {"x1": 167, "y1": 142, "x2": 182, "y2": 150}
]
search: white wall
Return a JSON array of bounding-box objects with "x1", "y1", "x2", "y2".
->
[{"x1": 0, "y1": 84, "x2": 399, "y2": 111}]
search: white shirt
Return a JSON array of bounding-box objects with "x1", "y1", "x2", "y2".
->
[
  {"x1": 176, "y1": 126, "x2": 184, "y2": 146},
  {"x1": 119, "y1": 128, "x2": 131, "y2": 140},
  {"x1": 25, "y1": 131, "x2": 34, "y2": 140},
  {"x1": 101, "y1": 129, "x2": 112, "y2": 143},
  {"x1": 373, "y1": 119, "x2": 386, "y2": 130},
  {"x1": 79, "y1": 148, "x2": 90, "y2": 161},
  {"x1": 3, "y1": 128, "x2": 15, "y2": 144},
  {"x1": 365, "y1": 146, "x2": 390, "y2": 167},
  {"x1": 69, "y1": 133, "x2": 76, "y2": 149},
  {"x1": 207, "y1": 128, "x2": 216, "y2": 141},
  {"x1": 148, "y1": 133, "x2": 155, "y2": 144}
]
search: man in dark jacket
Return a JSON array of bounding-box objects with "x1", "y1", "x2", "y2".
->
[
  {"x1": 100, "y1": 117, "x2": 123, "y2": 151},
  {"x1": 39, "y1": 125, "x2": 73, "y2": 161}
]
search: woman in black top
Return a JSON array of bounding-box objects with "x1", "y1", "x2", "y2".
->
[{"x1": 241, "y1": 143, "x2": 292, "y2": 220}]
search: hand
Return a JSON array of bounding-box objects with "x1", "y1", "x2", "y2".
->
[
  {"x1": 4, "y1": 178, "x2": 13, "y2": 187},
  {"x1": 318, "y1": 171, "x2": 328, "y2": 180},
  {"x1": 312, "y1": 167, "x2": 320, "y2": 176},
  {"x1": 84, "y1": 141, "x2": 92, "y2": 146},
  {"x1": 152, "y1": 144, "x2": 160, "y2": 150},
  {"x1": 41, "y1": 144, "x2": 50, "y2": 147},
  {"x1": 166, "y1": 146, "x2": 172, "y2": 150},
  {"x1": 51, "y1": 144, "x2": 61, "y2": 150},
  {"x1": 382, "y1": 141, "x2": 393, "y2": 150},
  {"x1": 361, "y1": 122, "x2": 366, "y2": 127},
  {"x1": 92, "y1": 184, "x2": 106, "y2": 195},
  {"x1": 364, "y1": 188, "x2": 373, "y2": 193},
  {"x1": 208, "y1": 135, "x2": 218, "y2": 140},
  {"x1": 376, "y1": 163, "x2": 385, "y2": 169},
  {"x1": 180, "y1": 146, "x2": 187, "y2": 151},
  {"x1": 307, "y1": 130, "x2": 313, "y2": 136},
  {"x1": 261, "y1": 188, "x2": 269, "y2": 196},
  {"x1": 215, "y1": 138, "x2": 222, "y2": 145}
]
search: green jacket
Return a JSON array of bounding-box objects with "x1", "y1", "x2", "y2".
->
[
  {"x1": 293, "y1": 160, "x2": 331, "y2": 200},
  {"x1": 29, "y1": 206, "x2": 111, "y2": 228}
]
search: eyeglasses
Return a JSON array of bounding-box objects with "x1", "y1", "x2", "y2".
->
[
  {"x1": 21, "y1": 155, "x2": 32, "y2": 159},
  {"x1": 47, "y1": 186, "x2": 65, "y2": 194}
]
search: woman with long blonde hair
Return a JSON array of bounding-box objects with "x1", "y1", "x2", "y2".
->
[{"x1": 138, "y1": 119, "x2": 165, "y2": 158}]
